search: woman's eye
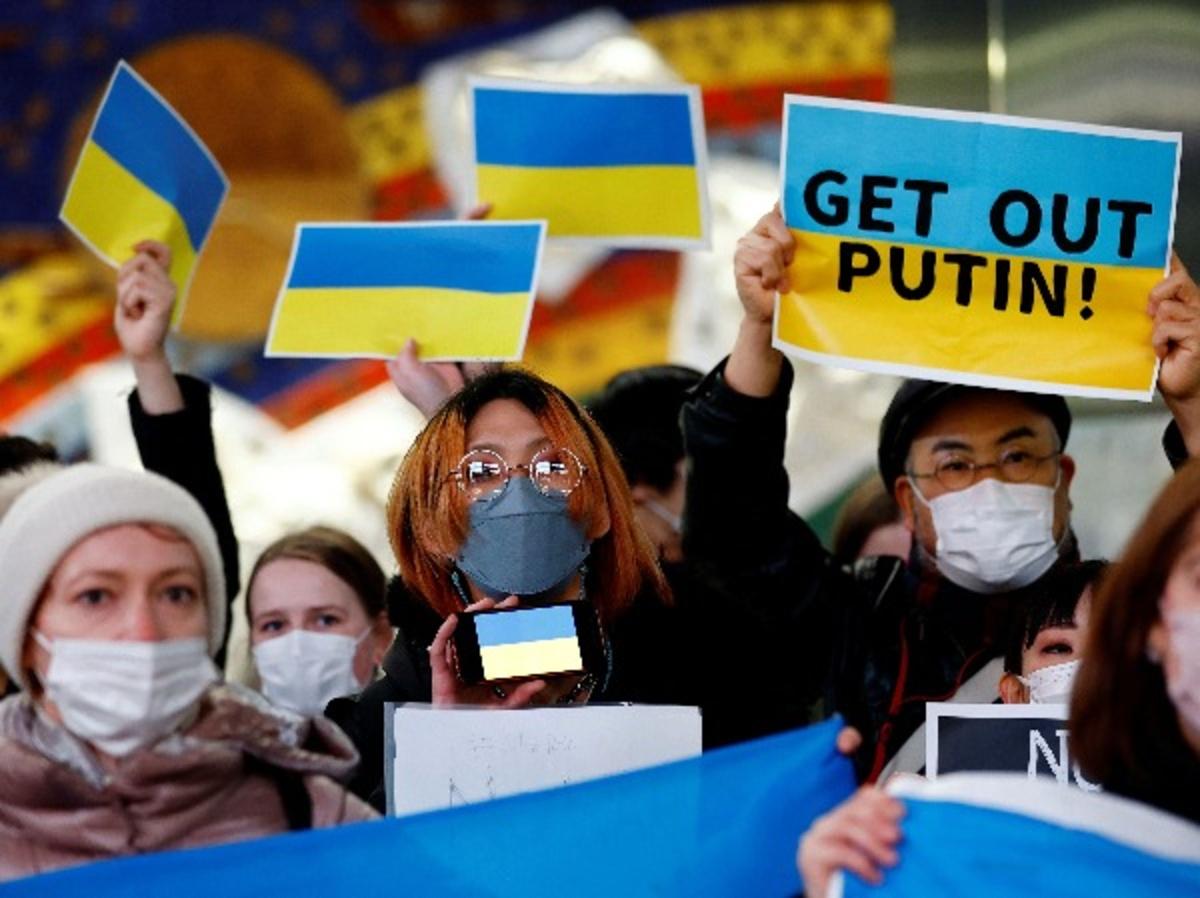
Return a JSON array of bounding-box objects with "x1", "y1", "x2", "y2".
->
[
  {"x1": 163, "y1": 584, "x2": 198, "y2": 604},
  {"x1": 316, "y1": 614, "x2": 343, "y2": 628},
  {"x1": 1042, "y1": 641, "x2": 1072, "y2": 655},
  {"x1": 259, "y1": 620, "x2": 283, "y2": 634},
  {"x1": 74, "y1": 588, "x2": 109, "y2": 607}
]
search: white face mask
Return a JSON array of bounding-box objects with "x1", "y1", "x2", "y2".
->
[
  {"x1": 1018, "y1": 658, "x2": 1080, "y2": 705},
  {"x1": 252, "y1": 628, "x2": 370, "y2": 718},
  {"x1": 911, "y1": 476, "x2": 1062, "y2": 594},
  {"x1": 34, "y1": 633, "x2": 218, "y2": 757}
]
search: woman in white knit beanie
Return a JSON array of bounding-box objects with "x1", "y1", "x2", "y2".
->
[{"x1": 0, "y1": 463, "x2": 376, "y2": 882}]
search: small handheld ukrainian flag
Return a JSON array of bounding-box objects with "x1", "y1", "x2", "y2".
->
[
  {"x1": 264, "y1": 220, "x2": 547, "y2": 361},
  {"x1": 469, "y1": 78, "x2": 711, "y2": 250},
  {"x1": 59, "y1": 61, "x2": 228, "y2": 326}
]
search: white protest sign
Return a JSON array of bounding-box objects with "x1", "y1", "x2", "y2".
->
[
  {"x1": 386, "y1": 703, "x2": 702, "y2": 817},
  {"x1": 926, "y1": 702, "x2": 1100, "y2": 791}
]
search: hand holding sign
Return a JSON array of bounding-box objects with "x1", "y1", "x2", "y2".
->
[
  {"x1": 1150, "y1": 255, "x2": 1200, "y2": 453},
  {"x1": 428, "y1": 597, "x2": 548, "y2": 710},
  {"x1": 735, "y1": 206, "x2": 795, "y2": 325},
  {"x1": 115, "y1": 241, "x2": 175, "y2": 362},
  {"x1": 114, "y1": 239, "x2": 184, "y2": 415}
]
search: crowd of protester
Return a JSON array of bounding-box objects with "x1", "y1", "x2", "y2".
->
[{"x1": 0, "y1": 207, "x2": 1196, "y2": 889}]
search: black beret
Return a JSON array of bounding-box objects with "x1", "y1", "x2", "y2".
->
[{"x1": 877, "y1": 379, "x2": 1072, "y2": 490}]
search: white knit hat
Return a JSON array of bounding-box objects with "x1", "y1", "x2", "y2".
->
[{"x1": 0, "y1": 464, "x2": 226, "y2": 688}]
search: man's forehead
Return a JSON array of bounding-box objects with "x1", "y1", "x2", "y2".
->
[{"x1": 909, "y1": 392, "x2": 1057, "y2": 449}]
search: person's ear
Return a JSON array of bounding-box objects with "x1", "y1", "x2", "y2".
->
[
  {"x1": 1147, "y1": 617, "x2": 1168, "y2": 665},
  {"x1": 893, "y1": 477, "x2": 917, "y2": 534},
  {"x1": 1058, "y1": 453, "x2": 1076, "y2": 488},
  {"x1": 368, "y1": 611, "x2": 393, "y2": 666},
  {"x1": 999, "y1": 672, "x2": 1029, "y2": 704}
]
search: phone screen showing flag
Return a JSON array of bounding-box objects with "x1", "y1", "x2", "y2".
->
[{"x1": 477, "y1": 605, "x2": 583, "y2": 681}]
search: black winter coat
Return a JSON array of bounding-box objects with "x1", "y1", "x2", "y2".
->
[{"x1": 681, "y1": 359, "x2": 1088, "y2": 780}]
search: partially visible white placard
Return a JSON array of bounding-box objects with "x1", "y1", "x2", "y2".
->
[{"x1": 387, "y1": 703, "x2": 702, "y2": 817}]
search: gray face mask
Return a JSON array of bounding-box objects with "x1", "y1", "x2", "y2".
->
[{"x1": 456, "y1": 476, "x2": 591, "y2": 597}]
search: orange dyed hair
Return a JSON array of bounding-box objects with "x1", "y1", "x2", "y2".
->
[{"x1": 387, "y1": 368, "x2": 667, "y2": 623}]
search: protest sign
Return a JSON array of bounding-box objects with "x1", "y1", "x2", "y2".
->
[
  {"x1": 386, "y1": 702, "x2": 701, "y2": 817},
  {"x1": 469, "y1": 78, "x2": 711, "y2": 249},
  {"x1": 264, "y1": 220, "x2": 546, "y2": 360},
  {"x1": 836, "y1": 774, "x2": 1200, "y2": 898},
  {"x1": 60, "y1": 61, "x2": 228, "y2": 326},
  {"x1": 7, "y1": 718, "x2": 855, "y2": 898},
  {"x1": 926, "y1": 702, "x2": 1100, "y2": 790},
  {"x1": 778, "y1": 96, "x2": 1181, "y2": 400}
]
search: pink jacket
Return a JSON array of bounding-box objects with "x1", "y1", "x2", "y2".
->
[{"x1": 0, "y1": 684, "x2": 378, "y2": 881}]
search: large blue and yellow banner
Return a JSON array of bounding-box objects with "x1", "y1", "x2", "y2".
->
[
  {"x1": 264, "y1": 221, "x2": 546, "y2": 360},
  {"x1": 59, "y1": 61, "x2": 228, "y2": 325},
  {"x1": 840, "y1": 774, "x2": 1200, "y2": 896},
  {"x1": 778, "y1": 97, "x2": 1181, "y2": 400},
  {"x1": 470, "y1": 78, "x2": 711, "y2": 249},
  {"x1": 4, "y1": 718, "x2": 855, "y2": 897}
]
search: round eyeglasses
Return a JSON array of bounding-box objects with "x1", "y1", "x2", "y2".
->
[
  {"x1": 908, "y1": 449, "x2": 1061, "y2": 492},
  {"x1": 449, "y1": 446, "x2": 587, "y2": 502}
]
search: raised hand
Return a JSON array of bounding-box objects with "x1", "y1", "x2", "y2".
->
[
  {"x1": 1150, "y1": 253, "x2": 1200, "y2": 455},
  {"x1": 734, "y1": 205, "x2": 796, "y2": 326},
  {"x1": 115, "y1": 240, "x2": 174, "y2": 363}
]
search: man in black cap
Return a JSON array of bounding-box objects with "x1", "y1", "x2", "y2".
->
[{"x1": 682, "y1": 206, "x2": 1200, "y2": 779}]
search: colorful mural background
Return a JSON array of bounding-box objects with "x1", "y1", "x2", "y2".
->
[{"x1": 0, "y1": 1, "x2": 891, "y2": 445}]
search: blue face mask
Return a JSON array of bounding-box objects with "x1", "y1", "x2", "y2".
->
[{"x1": 455, "y1": 476, "x2": 591, "y2": 598}]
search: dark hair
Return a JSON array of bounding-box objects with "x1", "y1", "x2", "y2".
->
[
  {"x1": 587, "y1": 365, "x2": 702, "y2": 492},
  {"x1": 388, "y1": 367, "x2": 668, "y2": 623},
  {"x1": 246, "y1": 526, "x2": 387, "y2": 620},
  {"x1": 830, "y1": 474, "x2": 902, "y2": 565},
  {"x1": 0, "y1": 436, "x2": 58, "y2": 475},
  {"x1": 1072, "y1": 461, "x2": 1200, "y2": 820},
  {"x1": 1002, "y1": 560, "x2": 1107, "y2": 674},
  {"x1": 877, "y1": 380, "x2": 1071, "y2": 491}
]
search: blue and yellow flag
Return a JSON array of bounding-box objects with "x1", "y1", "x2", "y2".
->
[
  {"x1": 265, "y1": 221, "x2": 546, "y2": 360},
  {"x1": 2, "y1": 719, "x2": 855, "y2": 897},
  {"x1": 842, "y1": 774, "x2": 1200, "y2": 896},
  {"x1": 477, "y1": 605, "x2": 582, "y2": 680},
  {"x1": 778, "y1": 97, "x2": 1181, "y2": 400},
  {"x1": 471, "y1": 79, "x2": 710, "y2": 249},
  {"x1": 59, "y1": 61, "x2": 227, "y2": 323}
]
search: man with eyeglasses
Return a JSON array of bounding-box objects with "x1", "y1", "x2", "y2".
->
[{"x1": 682, "y1": 207, "x2": 1200, "y2": 779}]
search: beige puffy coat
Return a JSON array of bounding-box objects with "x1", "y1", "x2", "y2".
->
[{"x1": 0, "y1": 684, "x2": 378, "y2": 881}]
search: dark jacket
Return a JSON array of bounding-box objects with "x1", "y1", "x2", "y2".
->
[
  {"x1": 327, "y1": 575, "x2": 698, "y2": 812},
  {"x1": 681, "y1": 359, "x2": 1086, "y2": 780},
  {"x1": 128, "y1": 374, "x2": 240, "y2": 663}
]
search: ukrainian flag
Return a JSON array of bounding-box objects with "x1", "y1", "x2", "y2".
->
[
  {"x1": 477, "y1": 604, "x2": 583, "y2": 681},
  {"x1": 60, "y1": 62, "x2": 227, "y2": 318},
  {"x1": 471, "y1": 80, "x2": 710, "y2": 248},
  {"x1": 779, "y1": 97, "x2": 1180, "y2": 399},
  {"x1": 265, "y1": 221, "x2": 546, "y2": 360}
]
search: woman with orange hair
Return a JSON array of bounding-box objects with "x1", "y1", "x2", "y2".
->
[{"x1": 327, "y1": 368, "x2": 695, "y2": 809}]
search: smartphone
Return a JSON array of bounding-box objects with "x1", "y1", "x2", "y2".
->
[{"x1": 453, "y1": 601, "x2": 605, "y2": 685}]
